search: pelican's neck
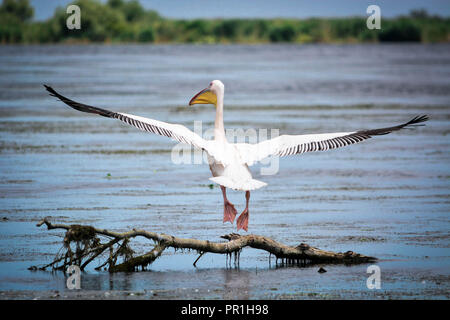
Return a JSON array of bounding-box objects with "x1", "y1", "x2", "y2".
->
[{"x1": 214, "y1": 90, "x2": 226, "y2": 141}]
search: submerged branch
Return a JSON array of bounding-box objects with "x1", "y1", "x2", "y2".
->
[{"x1": 32, "y1": 218, "x2": 376, "y2": 272}]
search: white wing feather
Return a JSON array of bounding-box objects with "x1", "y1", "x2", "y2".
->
[{"x1": 234, "y1": 132, "x2": 357, "y2": 165}]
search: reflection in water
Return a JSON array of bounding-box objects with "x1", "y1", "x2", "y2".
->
[{"x1": 222, "y1": 269, "x2": 251, "y2": 300}]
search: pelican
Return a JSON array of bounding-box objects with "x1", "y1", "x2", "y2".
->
[{"x1": 44, "y1": 80, "x2": 428, "y2": 231}]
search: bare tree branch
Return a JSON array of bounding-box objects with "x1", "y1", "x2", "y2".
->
[{"x1": 31, "y1": 218, "x2": 376, "y2": 272}]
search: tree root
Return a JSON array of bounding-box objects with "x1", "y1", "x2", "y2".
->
[{"x1": 30, "y1": 218, "x2": 377, "y2": 272}]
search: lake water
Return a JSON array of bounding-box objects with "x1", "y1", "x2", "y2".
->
[{"x1": 0, "y1": 44, "x2": 449, "y2": 299}]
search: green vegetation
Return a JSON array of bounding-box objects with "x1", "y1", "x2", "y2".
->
[{"x1": 1, "y1": 0, "x2": 449, "y2": 44}]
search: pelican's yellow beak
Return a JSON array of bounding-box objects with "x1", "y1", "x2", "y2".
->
[{"x1": 189, "y1": 87, "x2": 217, "y2": 107}]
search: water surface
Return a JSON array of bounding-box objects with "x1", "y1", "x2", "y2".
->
[{"x1": 0, "y1": 44, "x2": 449, "y2": 299}]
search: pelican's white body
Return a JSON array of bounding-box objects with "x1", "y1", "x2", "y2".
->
[
  {"x1": 203, "y1": 80, "x2": 268, "y2": 191},
  {"x1": 207, "y1": 142, "x2": 267, "y2": 191}
]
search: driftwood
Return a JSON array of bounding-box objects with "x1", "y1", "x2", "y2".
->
[{"x1": 30, "y1": 218, "x2": 376, "y2": 272}]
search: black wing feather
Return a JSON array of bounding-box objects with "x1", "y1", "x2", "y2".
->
[
  {"x1": 358, "y1": 115, "x2": 429, "y2": 136},
  {"x1": 44, "y1": 85, "x2": 115, "y2": 118}
]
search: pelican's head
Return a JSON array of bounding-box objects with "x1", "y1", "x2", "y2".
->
[{"x1": 189, "y1": 80, "x2": 224, "y2": 107}]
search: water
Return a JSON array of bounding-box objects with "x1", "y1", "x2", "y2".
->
[{"x1": 0, "y1": 44, "x2": 449, "y2": 299}]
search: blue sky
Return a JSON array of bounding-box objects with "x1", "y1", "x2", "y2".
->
[{"x1": 31, "y1": 0, "x2": 450, "y2": 21}]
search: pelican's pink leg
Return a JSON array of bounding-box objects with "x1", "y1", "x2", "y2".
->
[
  {"x1": 237, "y1": 191, "x2": 250, "y2": 232},
  {"x1": 221, "y1": 186, "x2": 237, "y2": 224}
]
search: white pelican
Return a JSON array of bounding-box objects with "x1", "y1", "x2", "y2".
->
[{"x1": 44, "y1": 81, "x2": 428, "y2": 231}]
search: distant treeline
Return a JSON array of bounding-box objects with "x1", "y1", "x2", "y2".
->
[{"x1": 1, "y1": 0, "x2": 449, "y2": 44}]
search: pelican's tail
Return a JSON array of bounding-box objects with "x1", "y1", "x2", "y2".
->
[{"x1": 209, "y1": 176, "x2": 267, "y2": 191}]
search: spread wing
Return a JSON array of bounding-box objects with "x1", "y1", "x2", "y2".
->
[
  {"x1": 44, "y1": 85, "x2": 211, "y2": 153},
  {"x1": 235, "y1": 115, "x2": 429, "y2": 165}
]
